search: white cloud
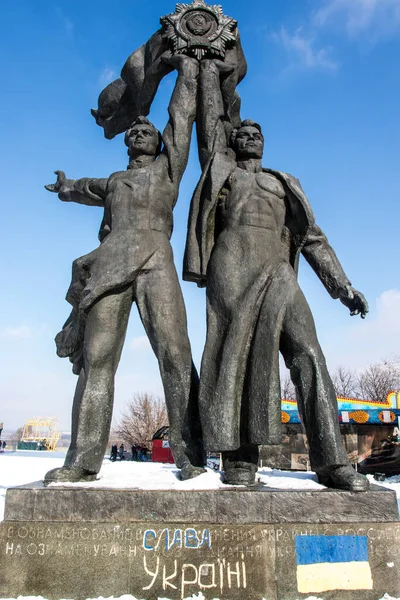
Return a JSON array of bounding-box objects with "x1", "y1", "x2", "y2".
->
[
  {"x1": 2, "y1": 325, "x2": 32, "y2": 340},
  {"x1": 129, "y1": 336, "x2": 151, "y2": 351},
  {"x1": 55, "y1": 7, "x2": 74, "y2": 36},
  {"x1": 324, "y1": 289, "x2": 400, "y2": 370},
  {"x1": 1, "y1": 322, "x2": 50, "y2": 341},
  {"x1": 350, "y1": 288, "x2": 400, "y2": 341},
  {"x1": 314, "y1": 0, "x2": 400, "y2": 39},
  {"x1": 274, "y1": 27, "x2": 338, "y2": 72},
  {"x1": 99, "y1": 67, "x2": 118, "y2": 87}
]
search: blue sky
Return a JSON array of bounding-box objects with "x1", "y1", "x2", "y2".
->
[{"x1": 1, "y1": 0, "x2": 399, "y2": 431}]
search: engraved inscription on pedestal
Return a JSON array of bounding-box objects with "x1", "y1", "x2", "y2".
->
[
  {"x1": 1, "y1": 521, "x2": 400, "y2": 600},
  {"x1": 0, "y1": 522, "x2": 275, "y2": 600}
]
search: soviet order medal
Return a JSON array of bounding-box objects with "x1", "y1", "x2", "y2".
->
[{"x1": 161, "y1": 0, "x2": 238, "y2": 60}]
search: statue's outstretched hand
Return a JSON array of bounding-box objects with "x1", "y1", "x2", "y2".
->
[
  {"x1": 45, "y1": 170, "x2": 67, "y2": 194},
  {"x1": 340, "y1": 286, "x2": 369, "y2": 319}
]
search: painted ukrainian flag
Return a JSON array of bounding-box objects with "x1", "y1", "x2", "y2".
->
[{"x1": 295, "y1": 535, "x2": 373, "y2": 594}]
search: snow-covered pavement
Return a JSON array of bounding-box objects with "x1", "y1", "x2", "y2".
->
[
  {"x1": 0, "y1": 453, "x2": 64, "y2": 521},
  {"x1": 0, "y1": 452, "x2": 327, "y2": 523},
  {"x1": 0, "y1": 452, "x2": 324, "y2": 521},
  {"x1": 1, "y1": 452, "x2": 400, "y2": 521}
]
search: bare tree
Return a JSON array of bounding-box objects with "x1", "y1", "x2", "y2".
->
[
  {"x1": 357, "y1": 359, "x2": 400, "y2": 402},
  {"x1": 331, "y1": 366, "x2": 358, "y2": 398},
  {"x1": 281, "y1": 374, "x2": 296, "y2": 400},
  {"x1": 113, "y1": 392, "x2": 168, "y2": 448},
  {"x1": 11, "y1": 426, "x2": 24, "y2": 441}
]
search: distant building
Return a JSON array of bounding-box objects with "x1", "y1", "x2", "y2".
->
[
  {"x1": 18, "y1": 417, "x2": 61, "y2": 451},
  {"x1": 261, "y1": 392, "x2": 400, "y2": 474}
]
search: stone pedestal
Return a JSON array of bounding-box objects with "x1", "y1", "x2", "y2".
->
[{"x1": 1, "y1": 482, "x2": 399, "y2": 599}]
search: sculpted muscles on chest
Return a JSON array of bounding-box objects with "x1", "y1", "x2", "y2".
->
[
  {"x1": 223, "y1": 169, "x2": 286, "y2": 221},
  {"x1": 230, "y1": 169, "x2": 285, "y2": 199}
]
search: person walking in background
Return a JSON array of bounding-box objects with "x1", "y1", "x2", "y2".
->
[
  {"x1": 118, "y1": 444, "x2": 125, "y2": 460},
  {"x1": 110, "y1": 444, "x2": 118, "y2": 462},
  {"x1": 136, "y1": 446, "x2": 143, "y2": 461}
]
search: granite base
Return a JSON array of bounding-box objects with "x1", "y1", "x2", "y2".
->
[{"x1": 0, "y1": 483, "x2": 398, "y2": 600}]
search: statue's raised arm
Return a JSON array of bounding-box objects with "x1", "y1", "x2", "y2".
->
[
  {"x1": 162, "y1": 1, "x2": 246, "y2": 168},
  {"x1": 92, "y1": 0, "x2": 247, "y2": 148},
  {"x1": 161, "y1": 54, "x2": 199, "y2": 190}
]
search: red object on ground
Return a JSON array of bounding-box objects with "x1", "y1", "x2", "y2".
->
[
  {"x1": 152, "y1": 439, "x2": 174, "y2": 464},
  {"x1": 151, "y1": 426, "x2": 174, "y2": 464}
]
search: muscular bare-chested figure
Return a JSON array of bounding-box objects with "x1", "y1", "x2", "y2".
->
[
  {"x1": 184, "y1": 101, "x2": 370, "y2": 490},
  {"x1": 45, "y1": 56, "x2": 205, "y2": 483}
]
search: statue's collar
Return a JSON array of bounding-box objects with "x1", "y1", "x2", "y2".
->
[
  {"x1": 128, "y1": 155, "x2": 156, "y2": 170},
  {"x1": 236, "y1": 158, "x2": 263, "y2": 173}
]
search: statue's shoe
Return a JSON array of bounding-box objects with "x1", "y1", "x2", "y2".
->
[
  {"x1": 44, "y1": 466, "x2": 97, "y2": 486},
  {"x1": 318, "y1": 466, "x2": 370, "y2": 492},
  {"x1": 223, "y1": 467, "x2": 256, "y2": 486},
  {"x1": 180, "y1": 463, "x2": 206, "y2": 481}
]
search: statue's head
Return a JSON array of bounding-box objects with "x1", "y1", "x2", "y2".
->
[
  {"x1": 230, "y1": 119, "x2": 264, "y2": 160},
  {"x1": 124, "y1": 117, "x2": 163, "y2": 159}
]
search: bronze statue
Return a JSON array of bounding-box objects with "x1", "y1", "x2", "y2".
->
[
  {"x1": 45, "y1": 55, "x2": 205, "y2": 483},
  {"x1": 45, "y1": 1, "x2": 371, "y2": 493},
  {"x1": 44, "y1": 1, "x2": 247, "y2": 485},
  {"x1": 92, "y1": 0, "x2": 246, "y2": 142},
  {"x1": 184, "y1": 59, "x2": 370, "y2": 491}
]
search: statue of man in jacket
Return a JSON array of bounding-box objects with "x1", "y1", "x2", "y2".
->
[
  {"x1": 184, "y1": 62, "x2": 369, "y2": 491},
  {"x1": 44, "y1": 55, "x2": 205, "y2": 483}
]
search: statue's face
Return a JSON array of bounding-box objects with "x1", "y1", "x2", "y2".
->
[
  {"x1": 234, "y1": 126, "x2": 264, "y2": 160},
  {"x1": 127, "y1": 124, "x2": 159, "y2": 157}
]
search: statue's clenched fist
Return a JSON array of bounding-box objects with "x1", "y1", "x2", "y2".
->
[
  {"x1": 162, "y1": 52, "x2": 199, "y2": 78},
  {"x1": 340, "y1": 285, "x2": 369, "y2": 319}
]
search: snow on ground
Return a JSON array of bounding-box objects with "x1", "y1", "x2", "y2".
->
[
  {"x1": 46, "y1": 463, "x2": 326, "y2": 492},
  {"x1": 0, "y1": 452, "x2": 64, "y2": 521},
  {"x1": 368, "y1": 473, "x2": 400, "y2": 504},
  {"x1": 1, "y1": 452, "x2": 400, "y2": 521},
  {"x1": 0, "y1": 452, "x2": 328, "y2": 522}
]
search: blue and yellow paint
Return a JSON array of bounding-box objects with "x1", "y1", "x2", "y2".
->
[{"x1": 295, "y1": 535, "x2": 373, "y2": 594}]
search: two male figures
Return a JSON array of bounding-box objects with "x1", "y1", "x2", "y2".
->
[{"x1": 46, "y1": 52, "x2": 369, "y2": 491}]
